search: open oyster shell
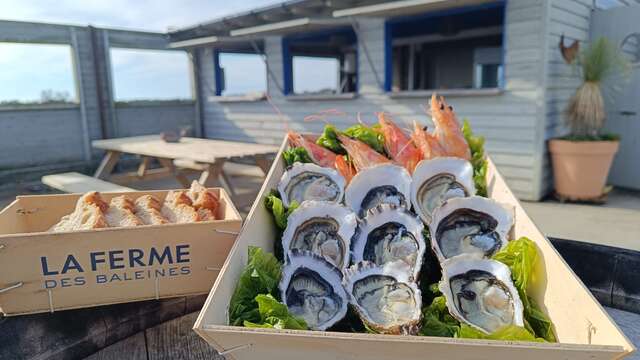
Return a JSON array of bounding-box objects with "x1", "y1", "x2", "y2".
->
[
  {"x1": 279, "y1": 250, "x2": 349, "y2": 331},
  {"x1": 410, "y1": 157, "x2": 475, "y2": 224},
  {"x1": 344, "y1": 163, "x2": 412, "y2": 218},
  {"x1": 351, "y1": 204, "x2": 426, "y2": 281},
  {"x1": 439, "y1": 255, "x2": 524, "y2": 334},
  {"x1": 278, "y1": 162, "x2": 346, "y2": 208},
  {"x1": 282, "y1": 200, "x2": 357, "y2": 270},
  {"x1": 343, "y1": 261, "x2": 422, "y2": 335},
  {"x1": 430, "y1": 196, "x2": 514, "y2": 262}
]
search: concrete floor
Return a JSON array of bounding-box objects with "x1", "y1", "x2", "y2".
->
[
  {"x1": 607, "y1": 307, "x2": 640, "y2": 359},
  {"x1": 522, "y1": 188, "x2": 640, "y2": 251}
]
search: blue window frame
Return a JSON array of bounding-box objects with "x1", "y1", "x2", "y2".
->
[
  {"x1": 282, "y1": 28, "x2": 358, "y2": 95},
  {"x1": 384, "y1": 1, "x2": 506, "y2": 92}
]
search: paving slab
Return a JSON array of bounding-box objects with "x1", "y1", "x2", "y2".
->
[{"x1": 606, "y1": 307, "x2": 640, "y2": 359}]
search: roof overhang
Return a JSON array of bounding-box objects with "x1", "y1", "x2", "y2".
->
[
  {"x1": 169, "y1": 35, "x2": 260, "y2": 49},
  {"x1": 333, "y1": 0, "x2": 501, "y2": 18},
  {"x1": 229, "y1": 17, "x2": 351, "y2": 37}
]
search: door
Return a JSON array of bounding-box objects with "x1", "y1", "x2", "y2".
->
[{"x1": 592, "y1": 6, "x2": 640, "y2": 190}]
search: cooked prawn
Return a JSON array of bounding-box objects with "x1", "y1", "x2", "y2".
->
[
  {"x1": 411, "y1": 121, "x2": 448, "y2": 160},
  {"x1": 337, "y1": 134, "x2": 390, "y2": 171},
  {"x1": 430, "y1": 94, "x2": 471, "y2": 160},
  {"x1": 377, "y1": 113, "x2": 422, "y2": 173},
  {"x1": 287, "y1": 131, "x2": 337, "y2": 168},
  {"x1": 334, "y1": 155, "x2": 357, "y2": 183}
]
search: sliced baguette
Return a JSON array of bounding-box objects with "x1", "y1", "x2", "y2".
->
[
  {"x1": 134, "y1": 195, "x2": 169, "y2": 225},
  {"x1": 186, "y1": 181, "x2": 220, "y2": 221},
  {"x1": 161, "y1": 190, "x2": 199, "y2": 223},
  {"x1": 105, "y1": 196, "x2": 143, "y2": 227},
  {"x1": 49, "y1": 191, "x2": 109, "y2": 232}
]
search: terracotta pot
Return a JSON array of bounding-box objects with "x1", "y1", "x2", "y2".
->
[{"x1": 548, "y1": 139, "x2": 619, "y2": 200}]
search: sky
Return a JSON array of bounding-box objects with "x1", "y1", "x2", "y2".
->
[{"x1": 0, "y1": 0, "x2": 338, "y2": 101}]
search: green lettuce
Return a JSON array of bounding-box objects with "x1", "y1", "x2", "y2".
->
[
  {"x1": 244, "y1": 294, "x2": 307, "y2": 330},
  {"x1": 458, "y1": 324, "x2": 544, "y2": 342},
  {"x1": 283, "y1": 146, "x2": 312, "y2": 166},
  {"x1": 264, "y1": 190, "x2": 299, "y2": 231},
  {"x1": 420, "y1": 294, "x2": 460, "y2": 337},
  {"x1": 316, "y1": 124, "x2": 385, "y2": 155},
  {"x1": 462, "y1": 119, "x2": 488, "y2": 197},
  {"x1": 492, "y1": 237, "x2": 557, "y2": 342},
  {"x1": 229, "y1": 247, "x2": 283, "y2": 326}
]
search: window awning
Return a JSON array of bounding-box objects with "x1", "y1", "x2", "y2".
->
[
  {"x1": 333, "y1": 0, "x2": 501, "y2": 18},
  {"x1": 229, "y1": 17, "x2": 351, "y2": 37}
]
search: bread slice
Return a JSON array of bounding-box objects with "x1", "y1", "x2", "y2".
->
[
  {"x1": 105, "y1": 196, "x2": 143, "y2": 228},
  {"x1": 161, "y1": 190, "x2": 199, "y2": 223},
  {"x1": 134, "y1": 195, "x2": 169, "y2": 225},
  {"x1": 49, "y1": 191, "x2": 109, "y2": 232},
  {"x1": 186, "y1": 181, "x2": 220, "y2": 221}
]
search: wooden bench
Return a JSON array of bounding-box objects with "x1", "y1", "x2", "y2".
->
[{"x1": 42, "y1": 172, "x2": 135, "y2": 193}]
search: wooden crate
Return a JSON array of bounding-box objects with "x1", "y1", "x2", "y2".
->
[
  {"x1": 193, "y1": 137, "x2": 635, "y2": 360},
  {"x1": 0, "y1": 188, "x2": 242, "y2": 316}
]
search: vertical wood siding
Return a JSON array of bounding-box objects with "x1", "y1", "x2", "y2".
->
[
  {"x1": 197, "y1": 0, "x2": 548, "y2": 200},
  {"x1": 540, "y1": 0, "x2": 593, "y2": 195}
]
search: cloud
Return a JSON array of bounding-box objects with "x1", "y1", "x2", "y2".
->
[{"x1": 0, "y1": 0, "x2": 283, "y2": 32}]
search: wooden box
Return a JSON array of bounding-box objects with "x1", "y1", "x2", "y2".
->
[
  {"x1": 193, "y1": 138, "x2": 635, "y2": 360},
  {"x1": 0, "y1": 188, "x2": 242, "y2": 316}
]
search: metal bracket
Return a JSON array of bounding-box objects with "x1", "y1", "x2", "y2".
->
[
  {"x1": 587, "y1": 320, "x2": 597, "y2": 344},
  {"x1": 219, "y1": 343, "x2": 253, "y2": 356},
  {"x1": 154, "y1": 277, "x2": 160, "y2": 300},
  {"x1": 48, "y1": 289, "x2": 55, "y2": 313},
  {"x1": 214, "y1": 229, "x2": 240, "y2": 236},
  {"x1": 206, "y1": 266, "x2": 222, "y2": 272},
  {"x1": 16, "y1": 208, "x2": 41, "y2": 215},
  {"x1": 0, "y1": 282, "x2": 23, "y2": 294}
]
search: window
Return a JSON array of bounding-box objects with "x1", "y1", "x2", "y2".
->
[
  {"x1": 387, "y1": 3, "x2": 505, "y2": 92},
  {"x1": 110, "y1": 48, "x2": 192, "y2": 101},
  {"x1": 0, "y1": 42, "x2": 77, "y2": 106},
  {"x1": 283, "y1": 28, "x2": 357, "y2": 95},
  {"x1": 216, "y1": 52, "x2": 267, "y2": 97}
]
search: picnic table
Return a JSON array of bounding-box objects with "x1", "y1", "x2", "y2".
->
[{"x1": 91, "y1": 135, "x2": 279, "y2": 197}]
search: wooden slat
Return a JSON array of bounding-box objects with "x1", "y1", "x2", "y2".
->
[
  {"x1": 84, "y1": 332, "x2": 148, "y2": 360},
  {"x1": 42, "y1": 172, "x2": 135, "y2": 193}
]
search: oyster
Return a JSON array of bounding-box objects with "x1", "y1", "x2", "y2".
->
[
  {"x1": 430, "y1": 196, "x2": 514, "y2": 262},
  {"x1": 279, "y1": 250, "x2": 348, "y2": 330},
  {"x1": 343, "y1": 261, "x2": 422, "y2": 335},
  {"x1": 440, "y1": 255, "x2": 524, "y2": 334},
  {"x1": 344, "y1": 163, "x2": 411, "y2": 217},
  {"x1": 411, "y1": 157, "x2": 475, "y2": 224},
  {"x1": 278, "y1": 162, "x2": 346, "y2": 208},
  {"x1": 351, "y1": 204, "x2": 426, "y2": 281},
  {"x1": 282, "y1": 201, "x2": 357, "y2": 270}
]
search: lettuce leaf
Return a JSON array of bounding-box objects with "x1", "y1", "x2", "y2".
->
[
  {"x1": 458, "y1": 324, "x2": 544, "y2": 342},
  {"x1": 343, "y1": 124, "x2": 385, "y2": 154},
  {"x1": 264, "y1": 190, "x2": 299, "y2": 230},
  {"x1": 492, "y1": 237, "x2": 557, "y2": 342},
  {"x1": 283, "y1": 146, "x2": 312, "y2": 166},
  {"x1": 462, "y1": 119, "x2": 488, "y2": 197},
  {"x1": 419, "y1": 294, "x2": 460, "y2": 337},
  {"x1": 244, "y1": 294, "x2": 307, "y2": 330},
  {"x1": 316, "y1": 124, "x2": 385, "y2": 155},
  {"x1": 229, "y1": 247, "x2": 283, "y2": 326}
]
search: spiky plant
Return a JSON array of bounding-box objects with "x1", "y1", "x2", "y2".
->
[{"x1": 565, "y1": 37, "x2": 630, "y2": 138}]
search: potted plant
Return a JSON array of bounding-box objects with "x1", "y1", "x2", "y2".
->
[{"x1": 549, "y1": 37, "x2": 630, "y2": 201}]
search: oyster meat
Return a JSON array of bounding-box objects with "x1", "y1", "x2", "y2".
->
[
  {"x1": 411, "y1": 157, "x2": 475, "y2": 224},
  {"x1": 344, "y1": 163, "x2": 411, "y2": 217},
  {"x1": 343, "y1": 261, "x2": 422, "y2": 335},
  {"x1": 282, "y1": 201, "x2": 357, "y2": 270},
  {"x1": 279, "y1": 250, "x2": 348, "y2": 330},
  {"x1": 440, "y1": 255, "x2": 524, "y2": 334},
  {"x1": 278, "y1": 162, "x2": 346, "y2": 208},
  {"x1": 430, "y1": 196, "x2": 514, "y2": 262},
  {"x1": 351, "y1": 204, "x2": 426, "y2": 281}
]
